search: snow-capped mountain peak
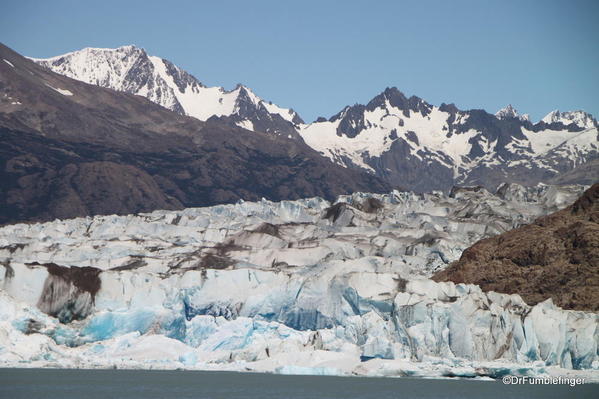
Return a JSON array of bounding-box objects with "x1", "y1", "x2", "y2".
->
[
  {"x1": 32, "y1": 46, "x2": 303, "y2": 136},
  {"x1": 495, "y1": 104, "x2": 530, "y2": 122},
  {"x1": 541, "y1": 110, "x2": 597, "y2": 130},
  {"x1": 31, "y1": 45, "x2": 157, "y2": 89},
  {"x1": 299, "y1": 87, "x2": 598, "y2": 192},
  {"x1": 29, "y1": 46, "x2": 598, "y2": 191}
]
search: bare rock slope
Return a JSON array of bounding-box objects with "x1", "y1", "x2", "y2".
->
[{"x1": 434, "y1": 183, "x2": 599, "y2": 311}]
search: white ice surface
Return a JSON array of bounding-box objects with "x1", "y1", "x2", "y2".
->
[{"x1": 0, "y1": 184, "x2": 597, "y2": 380}]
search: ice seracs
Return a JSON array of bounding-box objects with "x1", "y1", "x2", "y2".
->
[{"x1": 0, "y1": 183, "x2": 597, "y2": 380}]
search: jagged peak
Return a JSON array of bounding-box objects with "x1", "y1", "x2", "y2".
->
[
  {"x1": 542, "y1": 109, "x2": 560, "y2": 120},
  {"x1": 439, "y1": 103, "x2": 459, "y2": 114},
  {"x1": 234, "y1": 84, "x2": 262, "y2": 106},
  {"x1": 32, "y1": 47, "x2": 302, "y2": 126},
  {"x1": 376, "y1": 87, "x2": 408, "y2": 106},
  {"x1": 329, "y1": 104, "x2": 364, "y2": 123},
  {"x1": 326, "y1": 87, "x2": 435, "y2": 124},
  {"x1": 541, "y1": 109, "x2": 597, "y2": 129},
  {"x1": 232, "y1": 84, "x2": 257, "y2": 97},
  {"x1": 382, "y1": 86, "x2": 407, "y2": 98},
  {"x1": 235, "y1": 84, "x2": 255, "y2": 95},
  {"x1": 495, "y1": 104, "x2": 529, "y2": 122}
]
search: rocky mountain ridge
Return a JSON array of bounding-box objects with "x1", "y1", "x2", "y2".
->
[
  {"x1": 32, "y1": 45, "x2": 303, "y2": 139},
  {"x1": 0, "y1": 42, "x2": 390, "y2": 225},
  {"x1": 34, "y1": 46, "x2": 599, "y2": 192},
  {"x1": 299, "y1": 88, "x2": 598, "y2": 192}
]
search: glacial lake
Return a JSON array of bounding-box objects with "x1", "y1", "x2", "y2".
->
[{"x1": 0, "y1": 368, "x2": 597, "y2": 399}]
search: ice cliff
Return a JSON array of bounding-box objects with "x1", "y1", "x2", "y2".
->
[{"x1": 0, "y1": 183, "x2": 597, "y2": 379}]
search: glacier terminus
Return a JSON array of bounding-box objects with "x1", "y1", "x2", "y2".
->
[{"x1": 0, "y1": 183, "x2": 597, "y2": 381}]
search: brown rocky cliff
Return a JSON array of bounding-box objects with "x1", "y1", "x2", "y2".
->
[{"x1": 434, "y1": 183, "x2": 599, "y2": 311}]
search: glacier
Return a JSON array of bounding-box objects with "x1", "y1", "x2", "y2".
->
[{"x1": 0, "y1": 183, "x2": 598, "y2": 381}]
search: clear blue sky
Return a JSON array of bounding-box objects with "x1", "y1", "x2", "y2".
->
[{"x1": 1, "y1": 0, "x2": 598, "y2": 122}]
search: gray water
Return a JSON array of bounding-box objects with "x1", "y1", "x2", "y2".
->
[{"x1": 0, "y1": 368, "x2": 597, "y2": 399}]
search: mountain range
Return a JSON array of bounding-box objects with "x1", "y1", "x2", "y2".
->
[
  {"x1": 0, "y1": 43, "x2": 389, "y2": 225},
  {"x1": 1, "y1": 43, "x2": 598, "y2": 380},
  {"x1": 32, "y1": 46, "x2": 304, "y2": 139},
  {"x1": 0, "y1": 42, "x2": 597, "y2": 224},
  {"x1": 33, "y1": 45, "x2": 599, "y2": 192}
]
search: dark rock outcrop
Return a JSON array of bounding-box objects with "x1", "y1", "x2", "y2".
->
[
  {"x1": 29, "y1": 262, "x2": 102, "y2": 323},
  {"x1": 434, "y1": 184, "x2": 599, "y2": 311}
]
